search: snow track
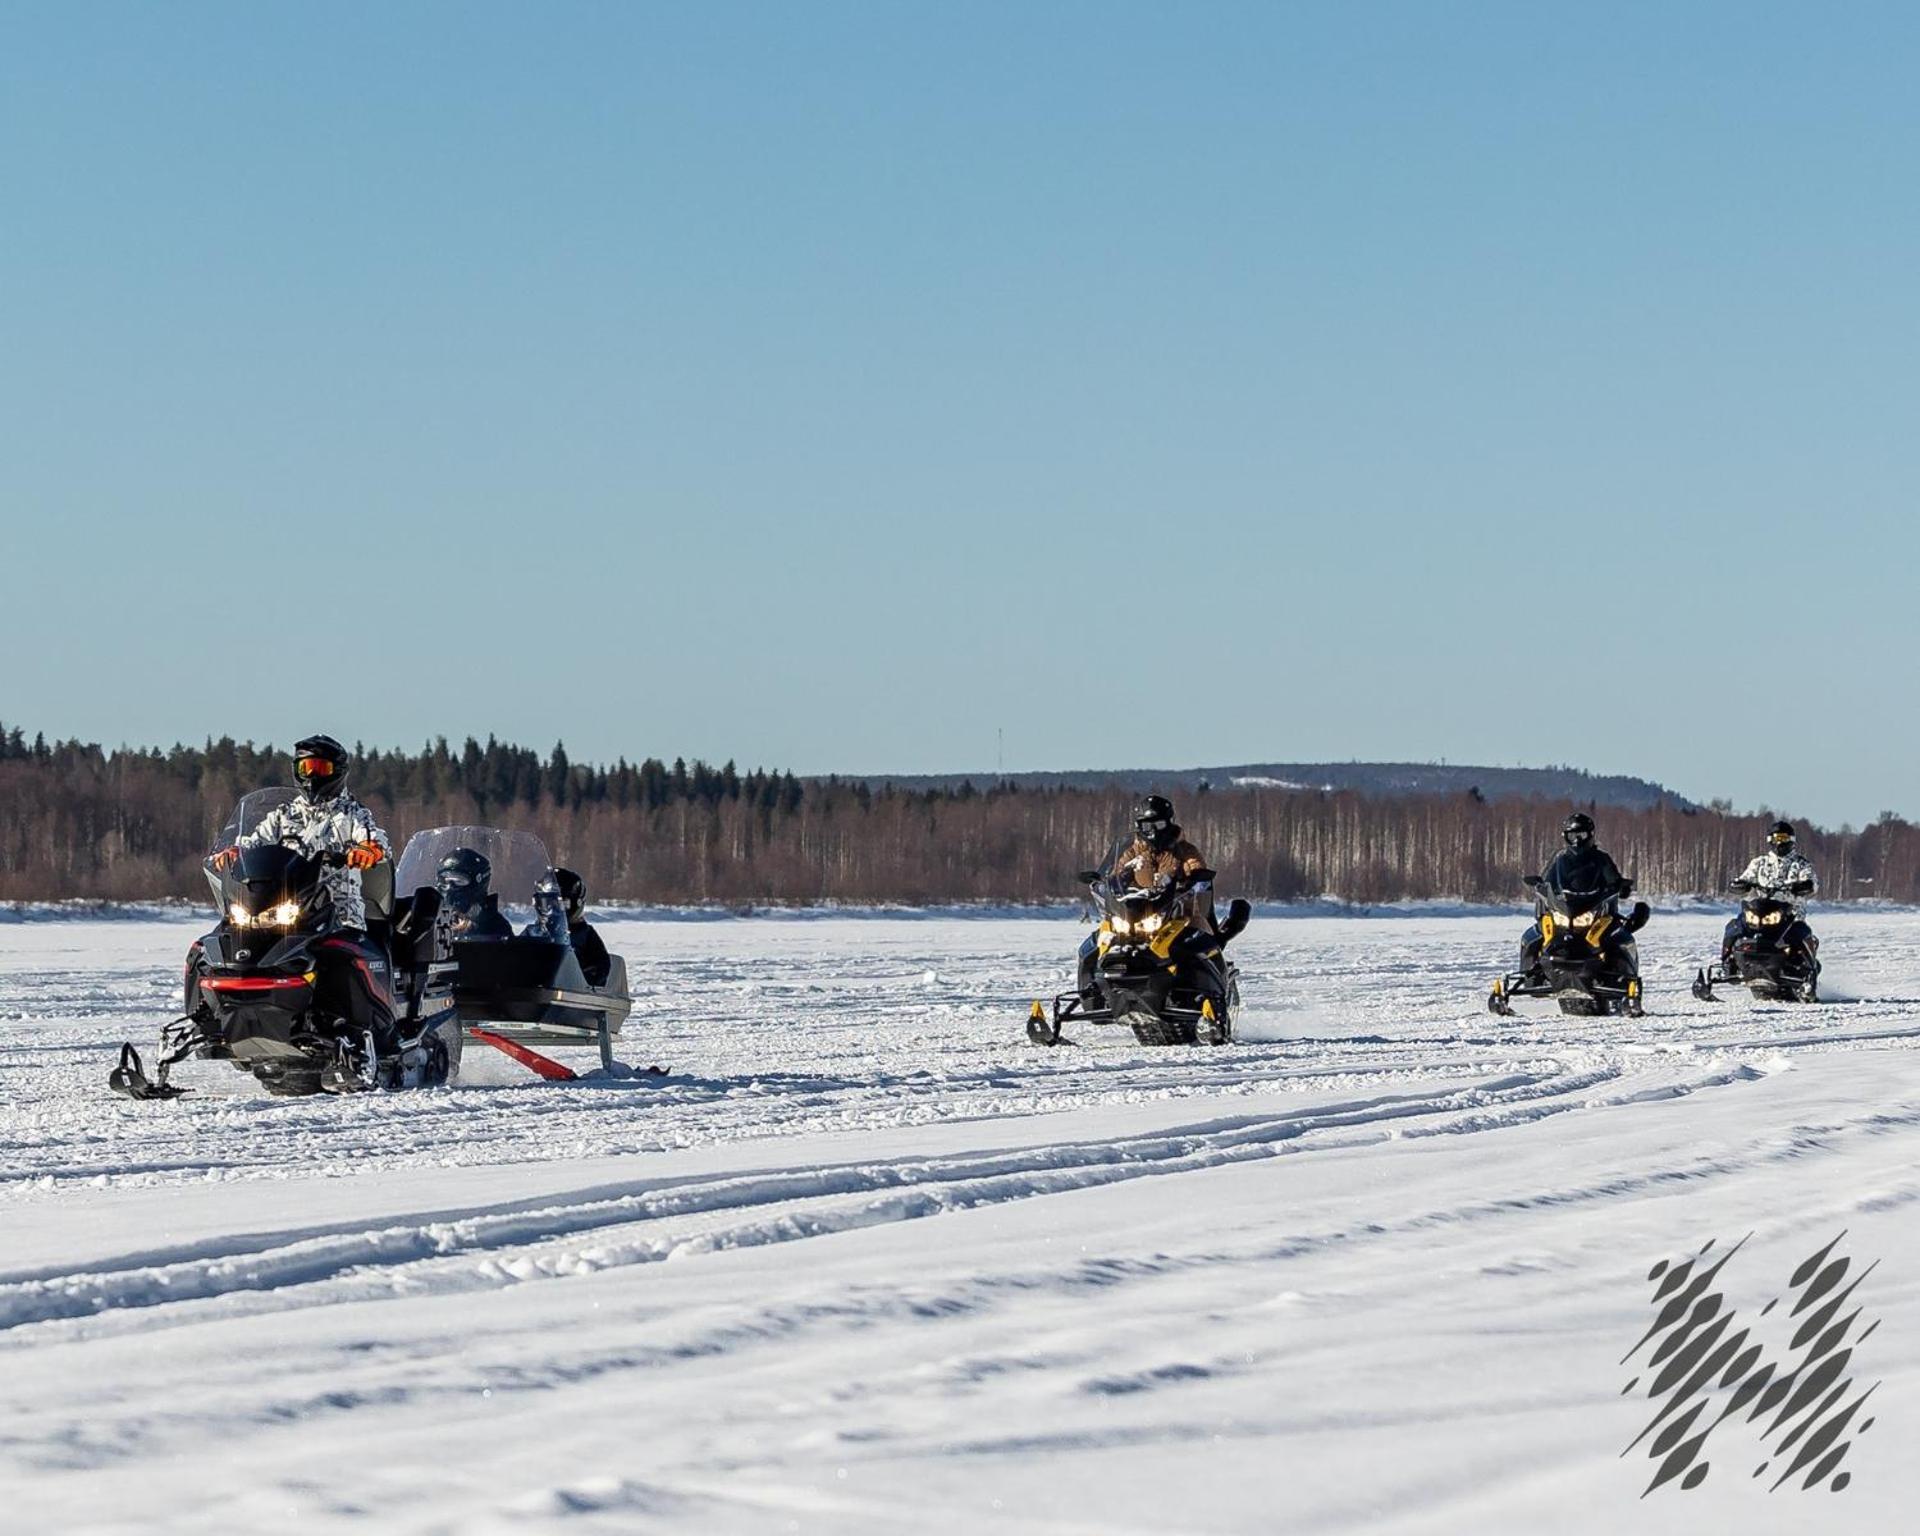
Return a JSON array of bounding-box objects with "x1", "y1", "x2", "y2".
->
[{"x1": 5, "y1": 911, "x2": 1920, "y2": 1532}]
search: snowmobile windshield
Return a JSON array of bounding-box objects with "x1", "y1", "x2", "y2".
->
[
  {"x1": 395, "y1": 826, "x2": 555, "y2": 914},
  {"x1": 1539, "y1": 872, "x2": 1615, "y2": 918},
  {"x1": 1089, "y1": 835, "x2": 1202, "y2": 920},
  {"x1": 1539, "y1": 849, "x2": 1618, "y2": 913},
  {"x1": 211, "y1": 788, "x2": 299, "y2": 856}
]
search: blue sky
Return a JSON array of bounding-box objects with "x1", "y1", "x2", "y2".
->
[{"x1": 2, "y1": 2, "x2": 1914, "y2": 826}]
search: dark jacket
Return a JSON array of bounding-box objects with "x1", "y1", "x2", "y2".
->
[
  {"x1": 1542, "y1": 845, "x2": 1626, "y2": 900},
  {"x1": 454, "y1": 894, "x2": 515, "y2": 942},
  {"x1": 569, "y1": 921, "x2": 612, "y2": 987},
  {"x1": 1109, "y1": 835, "x2": 1209, "y2": 890}
]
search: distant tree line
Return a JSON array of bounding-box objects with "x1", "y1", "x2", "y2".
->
[{"x1": 3, "y1": 722, "x2": 1918, "y2": 906}]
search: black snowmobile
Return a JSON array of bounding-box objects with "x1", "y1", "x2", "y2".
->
[
  {"x1": 394, "y1": 826, "x2": 634, "y2": 1073},
  {"x1": 1028, "y1": 842, "x2": 1251, "y2": 1047},
  {"x1": 1691, "y1": 879, "x2": 1820, "y2": 1003},
  {"x1": 1489, "y1": 870, "x2": 1651, "y2": 1018},
  {"x1": 110, "y1": 790, "x2": 461, "y2": 1099}
]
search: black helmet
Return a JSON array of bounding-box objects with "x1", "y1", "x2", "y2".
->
[
  {"x1": 1768, "y1": 820, "x2": 1796, "y2": 857},
  {"x1": 292, "y1": 733, "x2": 348, "y2": 804},
  {"x1": 553, "y1": 866, "x2": 588, "y2": 925},
  {"x1": 435, "y1": 847, "x2": 492, "y2": 911},
  {"x1": 531, "y1": 870, "x2": 567, "y2": 935},
  {"x1": 1134, "y1": 795, "x2": 1177, "y2": 849},
  {"x1": 1562, "y1": 812, "x2": 1596, "y2": 849}
]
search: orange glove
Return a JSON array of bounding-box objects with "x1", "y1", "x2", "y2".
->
[
  {"x1": 344, "y1": 842, "x2": 384, "y2": 870},
  {"x1": 211, "y1": 846, "x2": 240, "y2": 871}
]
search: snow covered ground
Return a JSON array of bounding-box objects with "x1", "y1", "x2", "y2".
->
[{"x1": 4, "y1": 910, "x2": 1918, "y2": 1534}]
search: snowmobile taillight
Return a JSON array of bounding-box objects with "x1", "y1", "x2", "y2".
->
[{"x1": 203, "y1": 971, "x2": 317, "y2": 993}]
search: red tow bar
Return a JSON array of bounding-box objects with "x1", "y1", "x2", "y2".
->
[{"x1": 468, "y1": 1028, "x2": 577, "y2": 1082}]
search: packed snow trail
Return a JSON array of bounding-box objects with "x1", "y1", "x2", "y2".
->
[{"x1": 3, "y1": 912, "x2": 1919, "y2": 1532}]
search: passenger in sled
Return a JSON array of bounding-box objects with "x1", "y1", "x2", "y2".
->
[
  {"x1": 392, "y1": 826, "x2": 633, "y2": 1070},
  {"x1": 515, "y1": 867, "x2": 612, "y2": 987},
  {"x1": 435, "y1": 847, "x2": 515, "y2": 941}
]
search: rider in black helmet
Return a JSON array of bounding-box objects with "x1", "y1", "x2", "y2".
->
[
  {"x1": 522, "y1": 871, "x2": 572, "y2": 945},
  {"x1": 551, "y1": 866, "x2": 612, "y2": 987},
  {"x1": 436, "y1": 847, "x2": 514, "y2": 941},
  {"x1": 1517, "y1": 812, "x2": 1632, "y2": 979},
  {"x1": 1075, "y1": 794, "x2": 1245, "y2": 1015}
]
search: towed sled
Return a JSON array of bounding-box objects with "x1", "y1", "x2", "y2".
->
[
  {"x1": 1029, "y1": 842, "x2": 1250, "y2": 1047},
  {"x1": 395, "y1": 827, "x2": 634, "y2": 1074}
]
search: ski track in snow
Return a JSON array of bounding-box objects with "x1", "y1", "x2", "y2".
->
[{"x1": 4, "y1": 911, "x2": 1920, "y2": 1534}]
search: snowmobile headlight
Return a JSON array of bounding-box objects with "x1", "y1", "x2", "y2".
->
[
  {"x1": 1571, "y1": 911, "x2": 1597, "y2": 929},
  {"x1": 1139, "y1": 914, "x2": 1164, "y2": 935},
  {"x1": 1108, "y1": 917, "x2": 1132, "y2": 938},
  {"x1": 1762, "y1": 909, "x2": 1785, "y2": 926},
  {"x1": 228, "y1": 899, "x2": 302, "y2": 929}
]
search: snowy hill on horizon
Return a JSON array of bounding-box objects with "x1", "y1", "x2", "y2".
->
[{"x1": 842, "y1": 760, "x2": 1695, "y2": 811}]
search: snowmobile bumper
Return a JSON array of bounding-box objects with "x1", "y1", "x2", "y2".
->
[
  {"x1": 1693, "y1": 947, "x2": 1820, "y2": 1003},
  {"x1": 1031, "y1": 978, "x2": 1233, "y2": 1048},
  {"x1": 1490, "y1": 966, "x2": 1642, "y2": 1017}
]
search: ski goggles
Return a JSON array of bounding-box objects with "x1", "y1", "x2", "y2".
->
[
  {"x1": 1137, "y1": 817, "x2": 1172, "y2": 841},
  {"x1": 295, "y1": 756, "x2": 339, "y2": 779}
]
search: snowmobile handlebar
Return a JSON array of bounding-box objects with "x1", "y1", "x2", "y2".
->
[
  {"x1": 1731, "y1": 876, "x2": 1813, "y2": 898},
  {"x1": 1527, "y1": 871, "x2": 1632, "y2": 898},
  {"x1": 1082, "y1": 870, "x2": 1213, "y2": 899},
  {"x1": 210, "y1": 844, "x2": 350, "y2": 872}
]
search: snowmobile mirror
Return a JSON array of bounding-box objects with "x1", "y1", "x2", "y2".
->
[
  {"x1": 1628, "y1": 901, "x2": 1652, "y2": 932},
  {"x1": 1790, "y1": 879, "x2": 1814, "y2": 896},
  {"x1": 1730, "y1": 878, "x2": 1755, "y2": 894},
  {"x1": 1077, "y1": 870, "x2": 1102, "y2": 886},
  {"x1": 1522, "y1": 875, "x2": 1545, "y2": 889}
]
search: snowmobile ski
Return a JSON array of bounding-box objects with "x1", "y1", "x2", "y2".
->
[
  {"x1": 1026, "y1": 1000, "x2": 1066, "y2": 1047},
  {"x1": 107, "y1": 1041, "x2": 188, "y2": 1101}
]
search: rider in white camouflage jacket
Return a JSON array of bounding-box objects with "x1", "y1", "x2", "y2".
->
[
  {"x1": 1736, "y1": 823, "x2": 1818, "y2": 917},
  {"x1": 1722, "y1": 821, "x2": 1817, "y2": 965},
  {"x1": 221, "y1": 735, "x2": 392, "y2": 931}
]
